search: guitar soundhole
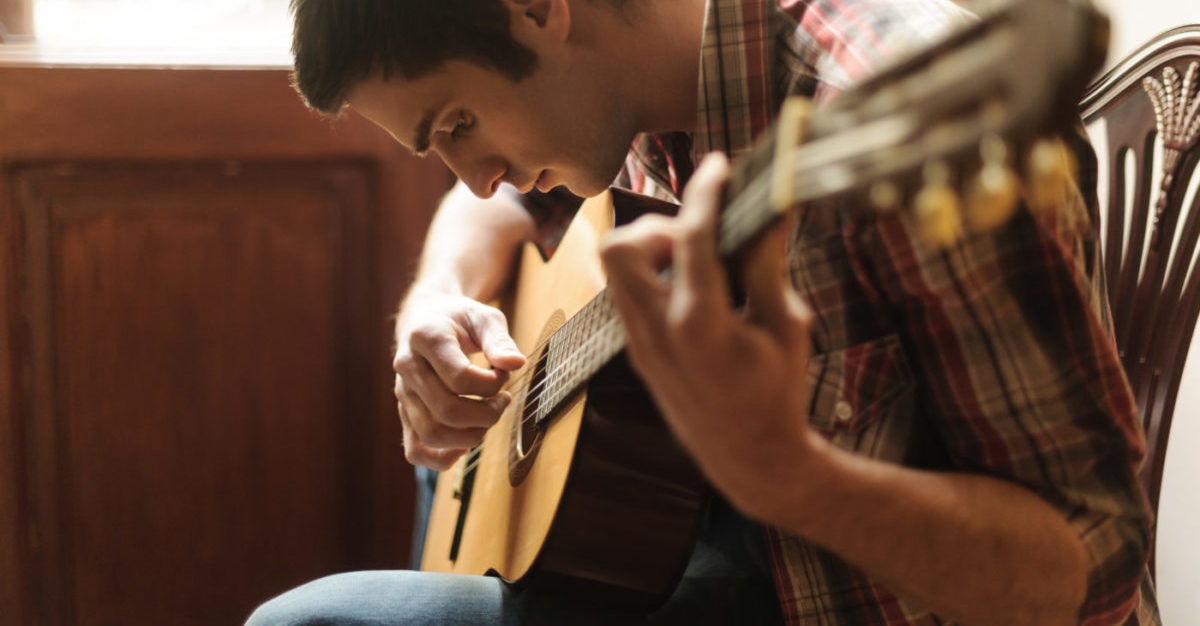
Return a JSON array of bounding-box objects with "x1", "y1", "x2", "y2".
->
[
  {"x1": 509, "y1": 348, "x2": 547, "y2": 486},
  {"x1": 509, "y1": 311, "x2": 565, "y2": 486},
  {"x1": 518, "y1": 350, "x2": 549, "y2": 455}
]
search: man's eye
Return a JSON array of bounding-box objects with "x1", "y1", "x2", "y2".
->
[{"x1": 450, "y1": 112, "x2": 474, "y2": 140}]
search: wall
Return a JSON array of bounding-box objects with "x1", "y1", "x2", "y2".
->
[{"x1": 0, "y1": 65, "x2": 450, "y2": 625}]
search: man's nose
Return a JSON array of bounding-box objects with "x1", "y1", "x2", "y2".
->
[{"x1": 445, "y1": 153, "x2": 505, "y2": 199}]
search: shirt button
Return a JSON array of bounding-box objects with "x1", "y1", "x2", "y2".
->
[{"x1": 834, "y1": 401, "x2": 854, "y2": 422}]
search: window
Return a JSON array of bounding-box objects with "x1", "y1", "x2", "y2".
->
[
  {"x1": 0, "y1": 0, "x2": 33, "y2": 41},
  {"x1": 2, "y1": 0, "x2": 292, "y2": 66}
]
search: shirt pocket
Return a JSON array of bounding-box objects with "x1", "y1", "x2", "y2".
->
[{"x1": 806, "y1": 333, "x2": 917, "y2": 453}]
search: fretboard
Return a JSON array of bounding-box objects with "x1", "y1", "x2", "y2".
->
[
  {"x1": 527, "y1": 135, "x2": 781, "y2": 425},
  {"x1": 529, "y1": 289, "x2": 625, "y2": 424}
]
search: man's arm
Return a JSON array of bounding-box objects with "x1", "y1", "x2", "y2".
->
[
  {"x1": 769, "y1": 439, "x2": 1090, "y2": 625},
  {"x1": 601, "y1": 155, "x2": 1148, "y2": 626},
  {"x1": 408, "y1": 181, "x2": 536, "y2": 303},
  {"x1": 392, "y1": 181, "x2": 534, "y2": 469}
]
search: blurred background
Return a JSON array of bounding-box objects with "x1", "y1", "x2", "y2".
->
[
  {"x1": 1, "y1": 1, "x2": 451, "y2": 624},
  {"x1": 1, "y1": 0, "x2": 1197, "y2": 624}
]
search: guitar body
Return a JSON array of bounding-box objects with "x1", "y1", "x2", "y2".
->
[{"x1": 421, "y1": 190, "x2": 709, "y2": 611}]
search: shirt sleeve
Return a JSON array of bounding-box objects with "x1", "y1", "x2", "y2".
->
[{"x1": 843, "y1": 134, "x2": 1152, "y2": 624}]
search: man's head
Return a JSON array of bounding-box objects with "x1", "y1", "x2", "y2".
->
[
  {"x1": 291, "y1": 0, "x2": 691, "y2": 199},
  {"x1": 291, "y1": 0, "x2": 542, "y2": 115}
]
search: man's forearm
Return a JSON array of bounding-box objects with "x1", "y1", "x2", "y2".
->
[
  {"x1": 759, "y1": 435, "x2": 1089, "y2": 626},
  {"x1": 405, "y1": 182, "x2": 535, "y2": 305}
]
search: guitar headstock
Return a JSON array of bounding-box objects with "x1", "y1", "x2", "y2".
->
[{"x1": 724, "y1": 0, "x2": 1109, "y2": 251}]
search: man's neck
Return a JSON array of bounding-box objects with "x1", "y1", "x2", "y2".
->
[{"x1": 581, "y1": 0, "x2": 708, "y2": 135}]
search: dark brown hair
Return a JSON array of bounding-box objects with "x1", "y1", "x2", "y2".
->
[{"x1": 290, "y1": 0, "x2": 539, "y2": 114}]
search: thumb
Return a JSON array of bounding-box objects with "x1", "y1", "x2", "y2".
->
[{"x1": 470, "y1": 306, "x2": 526, "y2": 371}]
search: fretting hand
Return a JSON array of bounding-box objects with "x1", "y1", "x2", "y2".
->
[{"x1": 600, "y1": 153, "x2": 822, "y2": 517}]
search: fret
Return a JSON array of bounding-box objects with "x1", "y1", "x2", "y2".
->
[{"x1": 533, "y1": 290, "x2": 627, "y2": 425}]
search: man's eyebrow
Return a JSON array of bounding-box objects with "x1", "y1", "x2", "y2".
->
[{"x1": 412, "y1": 108, "x2": 436, "y2": 156}]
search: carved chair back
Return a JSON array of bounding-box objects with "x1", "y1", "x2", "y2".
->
[{"x1": 1080, "y1": 26, "x2": 1200, "y2": 539}]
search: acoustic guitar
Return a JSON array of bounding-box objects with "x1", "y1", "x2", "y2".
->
[{"x1": 420, "y1": 0, "x2": 1110, "y2": 611}]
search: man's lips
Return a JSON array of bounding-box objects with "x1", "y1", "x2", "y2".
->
[{"x1": 497, "y1": 170, "x2": 551, "y2": 195}]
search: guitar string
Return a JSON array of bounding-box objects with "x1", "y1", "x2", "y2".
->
[
  {"x1": 448, "y1": 181, "x2": 777, "y2": 476},
  {"x1": 446, "y1": 296, "x2": 616, "y2": 464},
  {"x1": 456, "y1": 306, "x2": 622, "y2": 469},
  {"x1": 457, "y1": 202, "x2": 763, "y2": 476},
  {"x1": 465, "y1": 170, "x2": 773, "y2": 440},
  {"x1": 453, "y1": 189, "x2": 776, "y2": 476},
  {"x1": 458, "y1": 311, "x2": 627, "y2": 478},
  {"x1": 487, "y1": 181, "x2": 771, "y2": 424}
]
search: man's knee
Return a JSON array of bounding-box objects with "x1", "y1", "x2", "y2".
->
[
  {"x1": 243, "y1": 570, "x2": 511, "y2": 625},
  {"x1": 244, "y1": 572, "x2": 369, "y2": 626}
]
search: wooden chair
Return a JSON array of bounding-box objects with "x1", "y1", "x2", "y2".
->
[{"x1": 1080, "y1": 25, "x2": 1200, "y2": 574}]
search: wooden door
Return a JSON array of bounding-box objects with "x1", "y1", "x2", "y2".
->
[{"x1": 0, "y1": 66, "x2": 451, "y2": 625}]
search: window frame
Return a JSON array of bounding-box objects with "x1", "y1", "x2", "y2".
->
[
  {"x1": 0, "y1": 0, "x2": 33, "y2": 41},
  {"x1": 0, "y1": 0, "x2": 292, "y2": 68}
]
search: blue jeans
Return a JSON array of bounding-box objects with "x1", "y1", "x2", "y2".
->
[{"x1": 246, "y1": 467, "x2": 782, "y2": 625}]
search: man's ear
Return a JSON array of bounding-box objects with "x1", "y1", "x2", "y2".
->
[{"x1": 506, "y1": 0, "x2": 571, "y2": 44}]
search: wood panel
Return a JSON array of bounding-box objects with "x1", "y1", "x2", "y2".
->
[
  {"x1": 1, "y1": 161, "x2": 30, "y2": 626},
  {"x1": 0, "y1": 66, "x2": 453, "y2": 624},
  {"x1": 21, "y1": 163, "x2": 370, "y2": 623}
]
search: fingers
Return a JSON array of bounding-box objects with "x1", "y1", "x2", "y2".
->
[
  {"x1": 393, "y1": 349, "x2": 510, "y2": 470},
  {"x1": 407, "y1": 358, "x2": 512, "y2": 428},
  {"x1": 675, "y1": 153, "x2": 731, "y2": 298},
  {"x1": 401, "y1": 421, "x2": 467, "y2": 471},
  {"x1": 601, "y1": 154, "x2": 736, "y2": 370},
  {"x1": 465, "y1": 305, "x2": 526, "y2": 372},
  {"x1": 398, "y1": 384, "x2": 491, "y2": 448},
  {"x1": 395, "y1": 368, "x2": 505, "y2": 473},
  {"x1": 392, "y1": 294, "x2": 521, "y2": 469},
  {"x1": 600, "y1": 213, "x2": 677, "y2": 289},
  {"x1": 741, "y1": 217, "x2": 814, "y2": 355},
  {"x1": 742, "y1": 218, "x2": 794, "y2": 332},
  {"x1": 406, "y1": 324, "x2": 508, "y2": 397},
  {"x1": 670, "y1": 153, "x2": 733, "y2": 332},
  {"x1": 600, "y1": 214, "x2": 676, "y2": 367},
  {"x1": 392, "y1": 294, "x2": 521, "y2": 470}
]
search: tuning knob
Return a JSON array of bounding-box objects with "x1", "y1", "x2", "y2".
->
[
  {"x1": 915, "y1": 162, "x2": 963, "y2": 247},
  {"x1": 870, "y1": 181, "x2": 901, "y2": 212},
  {"x1": 1027, "y1": 138, "x2": 1078, "y2": 216},
  {"x1": 965, "y1": 135, "x2": 1020, "y2": 232}
]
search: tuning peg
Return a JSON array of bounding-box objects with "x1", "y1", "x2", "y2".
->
[
  {"x1": 1027, "y1": 138, "x2": 1078, "y2": 216},
  {"x1": 914, "y1": 162, "x2": 963, "y2": 247},
  {"x1": 965, "y1": 135, "x2": 1020, "y2": 232},
  {"x1": 870, "y1": 181, "x2": 901, "y2": 212}
]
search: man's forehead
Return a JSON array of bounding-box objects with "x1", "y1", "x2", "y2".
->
[{"x1": 346, "y1": 76, "x2": 446, "y2": 154}]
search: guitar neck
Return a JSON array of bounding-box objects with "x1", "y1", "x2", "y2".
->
[
  {"x1": 526, "y1": 287, "x2": 625, "y2": 425},
  {"x1": 528, "y1": 151, "x2": 780, "y2": 425}
]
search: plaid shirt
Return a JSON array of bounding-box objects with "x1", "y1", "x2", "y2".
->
[{"x1": 521, "y1": 0, "x2": 1157, "y2": 623}]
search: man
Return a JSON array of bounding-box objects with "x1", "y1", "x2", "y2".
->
[{"x1": 248, "y1": 0, "x2": 1157, "y2": 624}]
